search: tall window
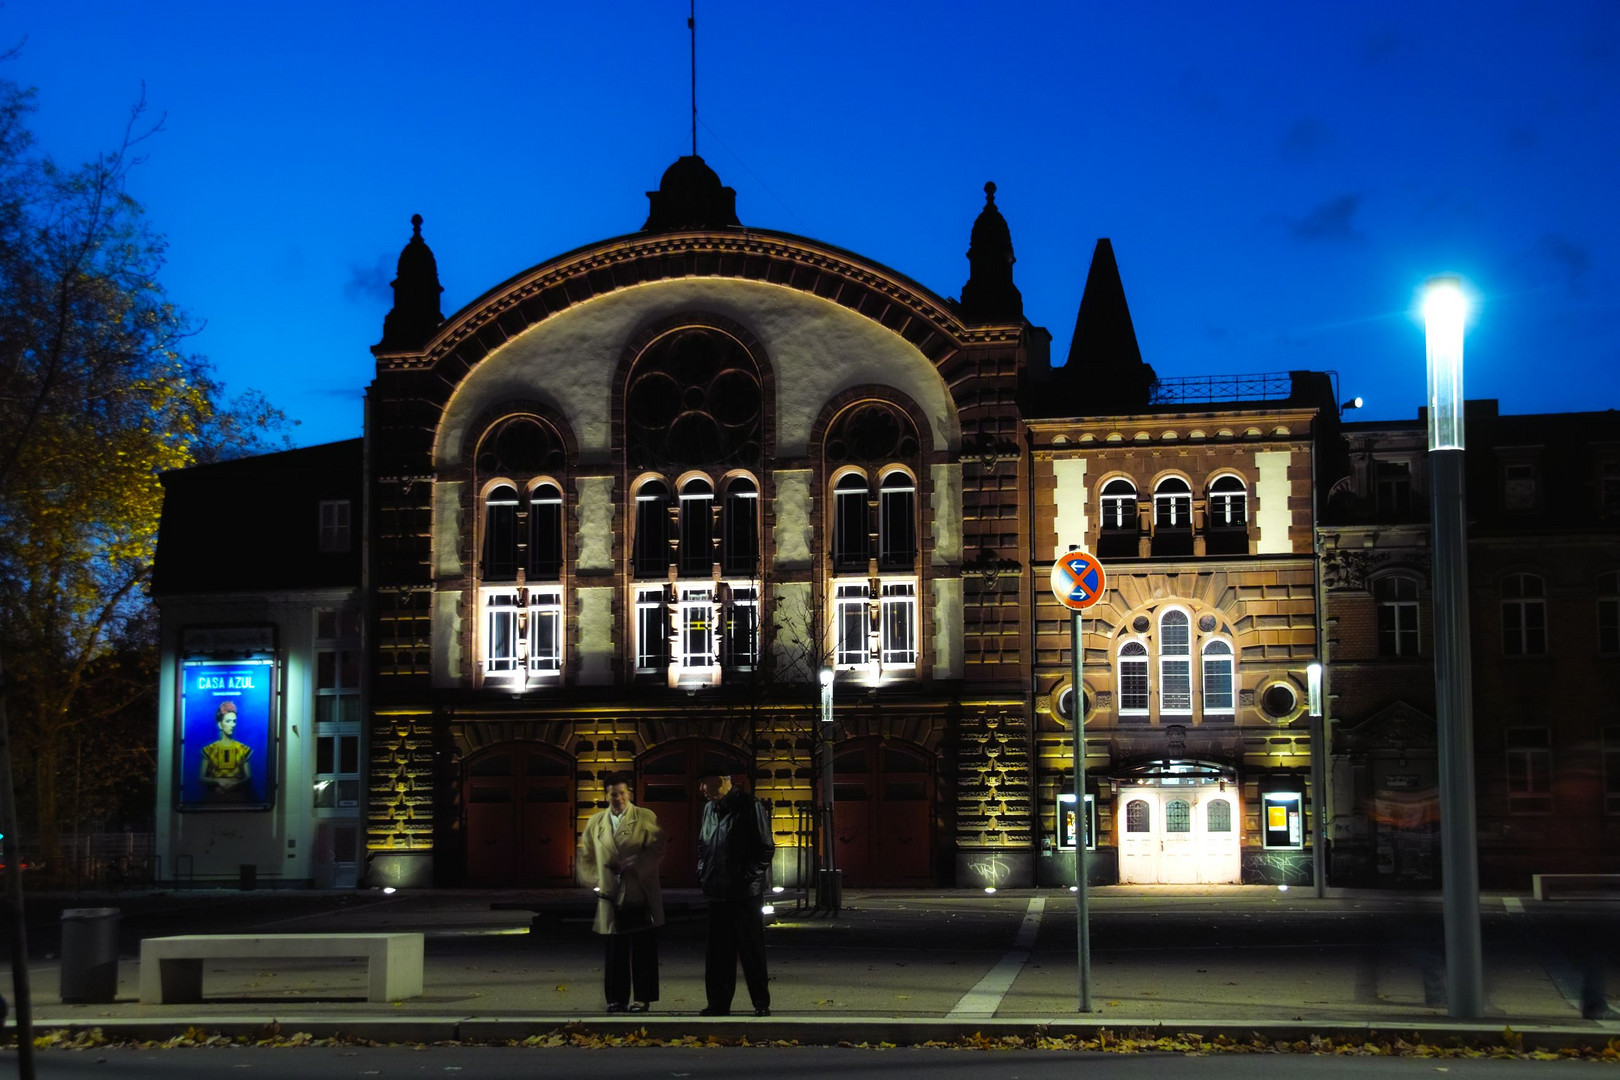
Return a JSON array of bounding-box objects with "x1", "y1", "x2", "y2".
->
[
  {"x1": 482, "y1": 483, "x2": 520, "y2": 580},
  {"x1": 835, "y1": 583, "x2": 870, "y2": 667},
  {"x1": 878, "y1": 471, "x2": 918, "y2": 570},
  {"x1": 313, "y1": 609, "x2": 362, "y2": 811},
  {"x1": 1154, "y1": 477, "x2": 1192, "y2": 528},
  {"x1": 1501, "y1": 573, "x2": 1547, "y2": 656},
  {"x1": 677, "y1": 586, "x2": 718, "y2": 669},
  {"x1": 483, "y1": 590, "x2": 522, "y2": 673},
  {"x1": 1208, "y1": 475, "x2": 1246, "y2": 526},
  {"x1": 635, "y1": 585, "x2": 669, "y2": 671},
  {"x1": 1100, "y1": 479, "x2": 1137, "y2": 530},
  {"x1": 1375, "y1": 575, "x2": 1420, "y2": 657},
  {"x1": 1599, "y1": 572, "x2": 1620, "y2": 655},
  {"x1": 633, "y1": 480, "x2": 671, "y2": 577},
  {"x1": 527, "y1": 483, "x2": 563, "y2": 580},
  {"x1": 1118, "y1": 641, "x2": 1150, "y2": 715},
  {"x1": 1374, "y1": 460, "x2": 1412, "y2": 517},
  {"x1": 528, "y1": 588, "x2": 562, "y2": 673},
  {"x1": 722, "y1": 477, "x2": 759, "y2": 575},
  {"x1": 880, "y1": 582, "x2": 918, "y2": 666},
  {"x1": 1503, "y1": 462, "x2": 1537, "y2": 511},
  {"x1": 1201, "y1": 640, "x2": 1234, "y2": 716},
  {"x1": 679, "y1": 478, "x2": 715, "y2": 576},
  {"x1": 1505, "y1": 727, "x2": 1551, "y2": 814},
  {"x1": 1159, "y1": 610, "x2": 1192, "y2": 714},
  {"x1": 723, "y1": 586, "x2": 758, "y2": 669},
  {"x1": 318, "y1": 499, "x2": 352, "y2": 553},
  {"x1": 833, "y1": 473, "x2": 870, "y2": 571}
]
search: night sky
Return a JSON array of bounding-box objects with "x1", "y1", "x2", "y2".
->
[{"x1": 7, "y1": 1, "x2": 1617, "y2": 447}]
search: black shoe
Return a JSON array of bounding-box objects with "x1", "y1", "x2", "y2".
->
[
  {"x1": 606, "y1": 1002, "x2": 627, "y2": 1013},
  {"x1": 753, "y1": 1006, "x2": 771, "y2": 1017},
  {"x1": 700, "y1": 1006, "x2": 730, "y2": 1016},
  {"x1": 628, "y1": 1002, "x2": 650, "y2": 1013}
]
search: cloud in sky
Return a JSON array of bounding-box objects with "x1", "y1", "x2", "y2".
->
[
  {"x1": 344, "y1": 256, "x2": 393, "y2": 305},
  {"x1": 1533, "y1": 232, "x2": 1591, "y2": 293},
  {"x1": 1290, "y1": 194, "x2": 1364, "y2": 243},
  {"x1": 1280, "y1": 118, "x2": 1329, "y2": 163}
]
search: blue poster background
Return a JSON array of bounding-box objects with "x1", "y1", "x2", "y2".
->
[{"x1": 179, "y1": 657, "x2": 275, "y2": 809}]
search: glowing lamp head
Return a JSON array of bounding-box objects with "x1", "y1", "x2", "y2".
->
[
  {"x1": 1422, "y1": 278, "x2": 1467, "y2": 329},
  {"x1": 818, "y1": 667, "x2": 835, "y2": 687},
  {"x1": 1422, "y1": 275, "x2": 1468, "y2": 451}
]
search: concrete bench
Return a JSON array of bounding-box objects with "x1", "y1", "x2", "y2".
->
[
  {"x1": 139, "y1": 933, "x2": 423, "y2": 1004},
  {"x1": 1531, "y1": 874, "x2": 1620, "y2": 901}
]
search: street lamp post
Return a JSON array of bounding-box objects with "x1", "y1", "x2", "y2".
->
[
  {"x1": 1307, "y1": 661, "x2": 1325, "y2": 900},
  {"x1": 1424, "y1": 275, "x2": 1484, "y2": 1018},
  {"x1": 818, "y1": 666, "x2": 839, "y2": 914}
]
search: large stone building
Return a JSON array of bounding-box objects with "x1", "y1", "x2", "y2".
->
[{"x1": 152, "y1": 158, "x2": 1615, "y2": 891}]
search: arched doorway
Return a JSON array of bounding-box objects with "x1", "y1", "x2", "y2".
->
[
  {"x1": 462, "y1": 742, "x2": 575, "y2": 887},
  {"x1": 832, "y1": 738, "x2": 934, "y2": 886},
  {"x1": 636, "y1": 738, "x2": 751, "y2": 888}
]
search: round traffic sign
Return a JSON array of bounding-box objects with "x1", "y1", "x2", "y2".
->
[{"x1": 1050, "y1": 550, "x2": 1106, "y2": 611}]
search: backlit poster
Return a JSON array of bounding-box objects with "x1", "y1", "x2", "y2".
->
[{"x1": 178, "y1": 657, "x2": 276, "y2": 810}]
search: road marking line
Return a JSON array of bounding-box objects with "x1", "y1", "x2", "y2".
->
[
  {"x1": 1503, "y1": 896, "x2": 1525, "y2": 915},
  {"x1": 947, "y1": 897, "x2": 1044, "y2": 1017}
]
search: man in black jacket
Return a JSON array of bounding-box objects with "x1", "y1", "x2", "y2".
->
[{"x1": 695, "y1": 770, "x2": 774, "y2": 1016}]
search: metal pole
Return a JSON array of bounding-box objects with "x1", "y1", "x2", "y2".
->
[
  {"x1": 0, "y1": 650, "x2": 37, "y2": 1078},
  {"x1": 1431, "y1": 447, "x2": 1483, "y2": 1017},
  {"x1": 1070, "y1": 612, "x2": 1092, "y2": 1012},
  {"x1": 819, "y1": 669, "x2": 837, "y2": 914}
]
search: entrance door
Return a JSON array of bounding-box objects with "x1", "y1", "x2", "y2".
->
[
  {"x1": 463, "y1": 742, "x2": 575, "y2": 886},
  {"x1": 1198, "y1": 794, "x2": 1241, "y2": 883},
  {"x1": 831, "y1": 739, "x2": 934, "y2": 885},
  {"x1": 1117, "y1": 796, "x2": 1158, "y2": 883},
  {"x1": 1159, "y1": 796, "x2": 1198, "y2": 880},
  {"x1": 637, "y1": 739, "x2": 750, "y2": 888}
]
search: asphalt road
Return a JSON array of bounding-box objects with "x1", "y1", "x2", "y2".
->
[{"x1": 2, "y1": 1046, "x2": 1610, "y2": 1080}]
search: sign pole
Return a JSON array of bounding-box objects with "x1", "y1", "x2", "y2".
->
[{"x1": 1071, "y1": 610, "x2": 1091, "y2": 1013}]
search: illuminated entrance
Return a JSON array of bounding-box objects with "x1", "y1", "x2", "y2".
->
[
  {"x1": 1114, "y1": 761, "x2": 1240, "y2": 885},
  {"x1": 832, "y1": 738, "x2": 934, "y2": 886}
]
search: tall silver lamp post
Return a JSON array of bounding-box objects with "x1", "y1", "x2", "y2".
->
[
  {"x1": 1424, "y1": 275, "x2": 1484, "y2": 1017},
  {"x1": 1307, "y1": 661, "x2": 1325, "y2": 899},
  {"x1": 818, "y1": 666, "x2": 839, "y2": 913}
]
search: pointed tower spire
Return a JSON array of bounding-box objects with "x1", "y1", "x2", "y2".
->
[
  {"x1": 376, "y1": 214, "x2": 445, "y2": 353},
  {"x1": 959, "y1": 181, "x2": 1023, "y2": 323},
  {"x1": 1063, "y1": 238, "x2": 1157, "y2": 411}
]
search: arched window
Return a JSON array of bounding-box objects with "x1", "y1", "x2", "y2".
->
[
  {"x1": 1125, "y1": 799, "x2": 1151, "y2": 833},
  {"x1": 482, "y1": 483, "x2": 520, "y2": 581},
  {"x1": 678, "y1": 477, "x2": 714, "y2": 576},
  {"x1": 833, "y1": 473, "x2": 869, "y2": 571},
  {"x1": 1209, "y1": 475, "x2": 1247, "y2": 526},
  {"x1": 1501, "y1": 573, "x2": 1547, "y2": 656},
  {"x1": 1165, "y1": 799, "x2": 1191, "y2": 833},
  {"x1": 528, "y1": 482, "x2": 563, "y2": 581},
  {"x1": 1206, "y1": 799, "x2": 1232, "y2": 833},
  {"x1": 722, "y1": 476, "x2": 759, "y2": 575},
  {"x1": 1154, "y1": 477, "x2": 1192, "y2": 528},
  {"x1": 1160, "y1": 609, "x2": 1192, "y2": 714},
  {"x1": 1118, "y1": 640, "x2": 1149, "y2": 716},
  {"x1": 1100, "y1": 478, "x2": 1137, "y2": 530},
  {"x1": 1374, "y1": 575, "x2": 1420, "y2": 657},
  {"x1": 878, "y1": 470, "x2": 918, "y2": 570},
  {"x1": 633, "y1": 480, "x2": 670, "y2": 577},
  {"x1": 1598, "y1": 571, "x2": 1619, "y2": 655},
  {"x1": 1201, "y1": 639, "x2": 1234, "y2": 716}
]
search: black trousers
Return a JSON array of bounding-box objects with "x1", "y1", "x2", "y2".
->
[
  {"x1": 603, "y1": 927, "x2": 659, "y2": 1006},
  {"x1": 704, "y1": 898, "x2": 769, "y2": 1011}
]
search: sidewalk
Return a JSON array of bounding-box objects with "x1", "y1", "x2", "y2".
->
[{"x1": 9, "y1": 886, "x2": 1619, "y2": 1047}]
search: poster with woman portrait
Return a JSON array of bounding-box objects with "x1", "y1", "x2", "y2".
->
[{"x1": 178, "y1": 656, "x2": 276, "y2": 810}]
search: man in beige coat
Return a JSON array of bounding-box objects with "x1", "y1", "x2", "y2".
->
[{"x1": 577, "y1": 773, "x2": 667, "y2": 1012}]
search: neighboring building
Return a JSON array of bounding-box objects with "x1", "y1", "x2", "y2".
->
[
  {"x1": 153, "y1": 440, "x2": 363, "y2": 887},
  {"x1": 1322, "y1": 403, "x2": 1620, "y2": 887},
  {"x1": 151, "y1": 157, "x2": 1612, "y2": 892}
]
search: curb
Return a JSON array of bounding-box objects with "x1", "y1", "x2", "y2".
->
[{"x1": 25, "y1": 1015, "x2": 1620, "y2": 1051}]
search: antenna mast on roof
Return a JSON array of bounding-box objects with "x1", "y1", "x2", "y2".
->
[{"x1": 689, "y1": 0, "x2": 698, "y2": 156}]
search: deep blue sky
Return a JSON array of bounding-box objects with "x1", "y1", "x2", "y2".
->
[{"x1": 8, "y1": 1, "x2": 1617, "y2": 446}]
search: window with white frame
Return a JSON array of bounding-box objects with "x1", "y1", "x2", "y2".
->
[
  {"x1": 1100, "y1": 478, "x2": 1137, "y2": 530},
  {"x1": 528, "y1": 482, "x2": 563, "y2": 580},
  {"x1": 1201, "y1": 639, "x2": 1234, "y2": 716},
  {"x1": 318, "y1": 499, "x2": 352, "y2": 553},
  {"x1": 679, "y1": 478, "x2": 715, "y2": 577},
  {"x1": 1154, "y1": 477, "x2": 1192, "y2": 529},
  {"x1": 723, "y1": 586, "x2": 758, "y2": 669},
  {"x1": 1604, "y1": 725, "x2": 1620, "y2": 815},
  {"x1": 635, "y1": 585, "x2": 669, "y2": 672},
  {"x1": 482, "y1": 483, "x2": 520, "y2": 580},
  {"x1": 314, "y1": 609, "x2": 362, "y2": 811},
  {"x1": 1118, "y1": 641, "x2": 1149, "y2": 715},
  {"x1": 1375, "y1": 575, "x2": 1421, "y2": 657},
  {"x1": 482, "y1": 589, "x2": 523, "y2": 674},
  {"x1": 1374, "y1": 459, "x2": 1412, "y2": 516},
  {"x1": 1505, "y1": 726, "x2": 1551, "y2": 814},
  {"x1": 835, "y1": 582, "x2": 872, "y2": 667},
  {"x1": 1159, "y1": 609, "x2": 1192, "y2": 713},
  {"x1": 677, "y1": 586, "x2": 718, "y2": 669},
  {"x1": 1503, "y1": 462, "x2": 1537, "y2": 511},
  {"x1": 527, "y1": 587, "x2": 562, "y2": 673},
  {"x1": 1501, "y1": 573, "x2": 1547, "y2": 656},
  {"x1": 1208, "y1": 475, "x2": 1247, "y2": 526},
  {"x1": 880, "y1": 581, "x2": 918, "y2": 666},
  {"x1": 1599, "y1": 572, "x2": 1620, "y2": 655},
  {"x1": 878, "y1": 471, "x2": 917, "y2": 571},
  {"x1": 633, "y1": 480, "x2": 670, "y2": 577},
  {"x1": 722, "y1": 477, "x2": 759, "y2": 575},
  {"x1": 833, "y1": 473, "x2": 870, "y2": 571}
]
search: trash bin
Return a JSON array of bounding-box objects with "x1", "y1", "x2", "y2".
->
[{"x1": 60, "y1": 907, "x2": 121, "y2": 1004}]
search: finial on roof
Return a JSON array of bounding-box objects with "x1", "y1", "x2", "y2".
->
[
  {"x1": 960, "y1": 181, "x2": 1023, "y2": 324},
  {"x1": 375, "y1": 213, "x2": 445, "y2": 354},
  {"x1": 985, "y1": 181, "x2": 997, "y2": 201},
  {"x1": 643, "y1": 154, "x2": 740, "y2": 232}
]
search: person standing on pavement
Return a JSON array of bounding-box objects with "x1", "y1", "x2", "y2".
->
[
  {"x1": 696, "y1": 770, "x2": 774, "y2": 1016},
  {"x1": 577, "y1": 773, "x2": 667, "y2": 1013}
]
